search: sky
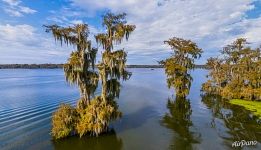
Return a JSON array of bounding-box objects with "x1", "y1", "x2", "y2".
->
[{"x1": 0, "y1": 0, "x2": 261, "y2": 65}]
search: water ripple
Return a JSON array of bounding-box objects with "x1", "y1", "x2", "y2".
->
[{"x1": 0, "y1": 97, "x2": 77, "y2": 149}]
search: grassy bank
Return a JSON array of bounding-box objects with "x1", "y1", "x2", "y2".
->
[{"x1": 229, "y1": 99, "x2": 261, "y2": 119}]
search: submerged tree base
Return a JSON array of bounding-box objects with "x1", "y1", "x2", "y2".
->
[
  {"x1": 229, "y1": 99, "x2": 261, "y2": 119},
  {"x1": 76, "y1": 96, "x2": 121, "y2": 137},
  {"x1": 51, "y1": 104, "x2": 78, "y2": 140},
  {"x1": 51, "y1": 97, "x2": 121, "y2": 140}
]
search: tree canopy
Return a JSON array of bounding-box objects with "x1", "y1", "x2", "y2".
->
[
  {"x1": 95, "y1": 12, "x2": 135, "y2": 101},
  {"x1": 45, "y1": 13, "x2": 135, "y2": 139},
  {"x1": 202, "y1": 38, "x2": 261, "y2": 101},
  {"x1": 45, "y1": 24, "x2": 98, "y2": 106},
  {"x1": 160, "y1": 37, "x2": 203, "y2": 98}
]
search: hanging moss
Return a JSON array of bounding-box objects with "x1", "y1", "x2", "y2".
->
[
  {"x1": 51, "y1": 99, "x2": 121, "y2": 139},
  {"x1": 202, "y1": 38, "x2": 261, "y2": 101},
  {"x1": 46, "y1": 13, "x2": 135, "y2": 140},
  {"x1": 160, "y1": 37, "x2": 202, "y2": 98},
  {"x1": 96, "y1": 13, "x2": 135, "y2": 102},
  {"x1": 51, "y1": 104, "x2": 78, "y2": 139},
  {"x1": 45, "y1": 24, "x2": 98, "y2": 104},
  {"x1": 76, "y1": 96, "x2": 121, "y2": 137}
]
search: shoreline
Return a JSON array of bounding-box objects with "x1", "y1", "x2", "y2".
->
[{"x1": 0, "y1": 64, "x2": 207, "y2": 69}]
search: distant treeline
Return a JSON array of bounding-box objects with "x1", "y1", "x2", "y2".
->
[
  {"x1": 0, "y1": 64, "x2": 208, "y2": 69},
  {"x1": 127, "y1": 65, "x2": 207, "y2": 69},
  {"x1": 0, "y1": 64, "x2": 63, "y2": 69}
]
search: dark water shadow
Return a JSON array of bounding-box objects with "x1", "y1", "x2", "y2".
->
[
  {"x1": 52, "y1": 129, "x2": 123, "y2": 150},
  {"x1": 161, "y1": 97, "x2": 201, "y2": 150},
  {"x1": 112, "y1": 105, "x2": 156, "y2": 133},
  {"x1": 201, "y1": 94, "x2": 261, "y2": 148}
]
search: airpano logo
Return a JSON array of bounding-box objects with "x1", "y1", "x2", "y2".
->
[{"x1": 232, "y1": 140, "x2": 258, "y2": 147}]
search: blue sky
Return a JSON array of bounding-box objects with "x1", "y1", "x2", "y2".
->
[{"x1": 0, "y1": 0, "x2": 261, "y2": 65}]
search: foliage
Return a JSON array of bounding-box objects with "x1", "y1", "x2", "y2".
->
[
  {"x1": 95, "y1": 12, "x2": 135, "y2": 101},
  {"x1": 45, "y1": 24, "x2": 98, "y2": 104},
  {"x1": 202, "y1": 38, "x2": 261, "y2": 101},
  {"x1": 76, "y1": 96, "x2": 121, "y2": 137},
  {"x1": 229, "y1": 99, "x2": 261, "y2": 119},
  {"x1": 46, "y1": 13, "x2": 135, "y2": 139},
  {"x1": 160, "y1": 37, "x2": 202, "y2": 98},
  {"x1": 51, "y1": 104, "x2": 78, "y2": 139}
]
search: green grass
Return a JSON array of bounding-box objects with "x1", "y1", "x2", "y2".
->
[{"x1": 229, "y1": 99, "x2": 261, "y2": 119}]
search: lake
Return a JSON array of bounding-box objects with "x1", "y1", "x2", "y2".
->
[{"x1": 0, "y1": 69, "x2": 260, "y2": 150}]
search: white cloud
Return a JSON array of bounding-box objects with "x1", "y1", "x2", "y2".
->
[
  {"x1": 46, "y1": 7, "x2": 86, "y2": 25},
  {"x1": 1, "y1": 0, "x2": 37, "y2": 17},
  {"x1": 0, "y1": 24, "x2": 35, "y2": 42},
  {"x1": 233, "y1": 17, "x2": 261, "y2": 45},
  {"x1": 0, "y1": 24, "x2": 72, "y2": 64},
  {"x1": 3, "y1": 8, "x2": 23, "y2": 17},
  {"x1": 70, "y1": 19, "x2": 84, "y2": 25},
  {"x1": 2, "y1": 0, "x2": 20, "y2": 6},
  {"x1": 19, "y1": 6, "x2": 37, "y2": 14},
  {"x1": 70, "y1": 0, "x2": 261, "y2": 64},
  {"x1": 1, "y1": 0, "x2": 261, "y2": 64}
]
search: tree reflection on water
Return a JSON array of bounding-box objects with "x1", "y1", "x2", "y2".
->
[
  {"x1": 52, "y1": 129, "x2": 123, "y2": 150},
  {"x1": 161, "y1": 97, "x2": 201, "y2": 149},
  {"x1": 201, "y1": 94, "x2": 261, "y2": 148}
]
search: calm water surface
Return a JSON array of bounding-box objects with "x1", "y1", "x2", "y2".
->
[{"x1": 0, "y1": 69, "x2": 260, "y2": 150}]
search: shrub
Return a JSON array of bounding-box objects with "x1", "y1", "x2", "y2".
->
[
  {"x1": 76, "y1": 96, "x2": 121, "y2": 137},
  {"x1": 51, "y1": 104, "x2": 78, "y2": 139}
]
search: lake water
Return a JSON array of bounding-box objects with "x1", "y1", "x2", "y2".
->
[{"x1": 0, "y1": 69, "x2": 260, "y2": 150}]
